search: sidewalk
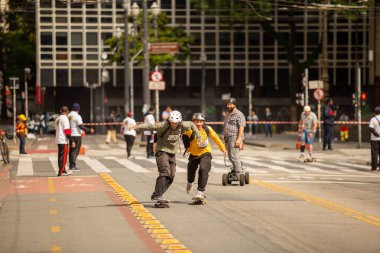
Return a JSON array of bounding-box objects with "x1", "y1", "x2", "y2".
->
[{"x1": 244, "y1": 132, "x2": 371, "y2": 151}]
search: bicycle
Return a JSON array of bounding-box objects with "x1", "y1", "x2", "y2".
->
[{"x1": 0, "y1": 129, "x2": 13, "y2": 165}]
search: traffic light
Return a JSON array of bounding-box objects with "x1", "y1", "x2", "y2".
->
[
  {"x1": 295, "y1": 93, "x2": 304, "y2": 106},
  {"x1": 352, "y1": 93, "x2": 357, "y2": 107},
  {"x1": 361, "y1": 92, "x2": 367, "y2": 107}
]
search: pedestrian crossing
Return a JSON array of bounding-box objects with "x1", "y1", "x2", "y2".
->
[{"x1": 11, "y1": 154, "x2": 375, "y2": 177}]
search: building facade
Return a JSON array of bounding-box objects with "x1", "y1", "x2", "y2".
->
[{"x1": 36, "y1": 0, "x2": 376, "y2": 122}]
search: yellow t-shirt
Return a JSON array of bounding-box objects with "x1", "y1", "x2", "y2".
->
[{"x1": 183, "y1": 125, "x2": 226, "y2": 157}]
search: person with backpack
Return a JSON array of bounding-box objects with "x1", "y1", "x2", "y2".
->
[
  {"x1": 369, "y1": 106, "x2": 380, "y2": 172},
  {"x1": 130, "y1": 110, "x2": 204, "y2": 202},
  {"x1": 182, "y1": 113, "x2": 226, "y2": 200}
]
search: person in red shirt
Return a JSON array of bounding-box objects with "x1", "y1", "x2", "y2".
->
[{"x1": 16, "y1": 114, "x2": 28, "y2": 155}]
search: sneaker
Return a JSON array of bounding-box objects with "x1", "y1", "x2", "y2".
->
[
  {"x1": 151, "y1": 195, "x2": 162, "y2": 201},
  {"x1": 186, "y1": 183, "x2": 193, "y2": 194},
  {"x1": 193, "y1": 191, "x2": 204, "y2": 200},
  {"x1": 70, "y1": 167, "x2": 80, "y2": 171},
  {"x1": 58, "y1": 172, "x2": 69, "y2": 176}
]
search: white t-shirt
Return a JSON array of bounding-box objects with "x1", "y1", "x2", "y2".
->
[
  {"x1": 122, "y1": 117, "x2": 137, "y2": 136},
  {"x1": 369, "y1": 115, "x2": 380, "y2": 141},
  {"x1": 68, "y1": 111, "x2": 83, "y2": 137},
  {"x1": 301, "y1": 112, "x2": 318, "y2": 132},
  {"x1": 55, "y1": 114, "x2": 70, "y2": 144},
  {"x1": 143, "y1": 113, "x2": 155, "y2": 136}
]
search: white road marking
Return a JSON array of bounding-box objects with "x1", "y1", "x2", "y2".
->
[
  {"x1": 104, "y1": 157, "x2": 150, "y2": 173},
  {"x1": 311, "y1": 161, "x2": 370, "y2": 175},
  {"x1": 36, "y1": 145, "x2": 48, "y2": 150},
  {"x1": 99, "y1": 144, "x2": 111, "y2": 149},
  {"x1": 78, "y1": 157, "x2": 112, "y2": 173},
  {"x1": 48, "y1": 157, "x2": 68, "y2": 175},
  {"x1": 212, "y1": 157, "x2": 269, "y2": 174},
  {"x1": 243, "y1": 159, "x2": 298, "y2": 174},
  {"x1": 16, "y1": 157, "x2": 33, "y2": 176},
  {"x1": 272, "y1": 160, "x2": 339, "y2": 174},
  {"x1": 336, "y1": 162, "x2": 369, "y2": 170}
]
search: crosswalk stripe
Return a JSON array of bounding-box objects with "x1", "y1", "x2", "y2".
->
[
  {"x1": 272, "y1": 160, "x2": 339, "y2": 174},
  {"x1": 117, "y1": 143, "x2": 125, "y2": 149},
  {"x1": 243, "y1": 159, "x2": 299, "y2": 173},
  {"x1": 99, "y1": 144, "x2": 111, "y2": 149},
  {"x1": 313, "y1": 161, "x2": 370, "y2": 175},
  {"x1": 16, "y1": 157, "x2": 33, "y2": 176},
  {"x1": 48, "y1": 157, "x2": 60, "y2": 175},
  {"x1": 136, "y1": 155, "x2": 187, "y2": 173},
  {"x1": 336, "y1": 162, "x2": 369, "y2": 170},
  {"x1": 36, "y1": 145, "x2": 48, "y2": 150},
  {"x1": 104, "y1": 157, "x2": 150, "y2": 173},
  {"x1": 212, "y1": 157, "x2": 269, "y2": 174},
  {"x1": 78, "y1": 157, "x2": 112, "y2": 173}
]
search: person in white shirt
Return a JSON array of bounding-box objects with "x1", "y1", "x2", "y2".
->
[
  {"x1": 299, "y1": 105, "x2": 318, "y2": 160},
  {"x1": 55, "y1": 106, "x2": 72, "y2": 176},
  {"x1": 144, "y1": 107, "x2": 156, "y2": 158},
  {"x1": 67, "y1": 103, "x2": 94, "y2": 171},
  {"x1": 120, "y1": 112, "x2": 137, "y2": 158},
  {"x1": 369, "y1": 106, "x2": 380, "y2": 172}
]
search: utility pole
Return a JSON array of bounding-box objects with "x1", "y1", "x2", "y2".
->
[
  {"x1": 142, "y1": 0, "x2": 150, "y2": 114},
  {"x1": 304, "y1": 69, "x2": 309, "y2": 106},
  {"x1": 321, "y1": 0, "x2": 329, "y2": 95},
  {"x1": 123, "y1": 0, "x2": 130, "y2": 115}
]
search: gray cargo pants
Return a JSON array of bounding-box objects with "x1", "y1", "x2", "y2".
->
[
  {"x1": 151, "y1": 151, "x2": 176, "y2": 199},
  {"x1": 225, "y1": 138, "x2": 242, "y2": 173}
]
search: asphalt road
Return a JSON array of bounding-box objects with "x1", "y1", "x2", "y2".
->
[{"x1": 0, "y1": 135, "x2": 379, "y2": 253}]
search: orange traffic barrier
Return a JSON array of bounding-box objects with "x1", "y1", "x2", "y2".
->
[{"x1": 79, "y1": 146, "x2": 86, "y2": 155}]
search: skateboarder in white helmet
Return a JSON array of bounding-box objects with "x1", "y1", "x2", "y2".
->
[{"x1": 299, "y1": 105, "x2": 318, "y2": 161}]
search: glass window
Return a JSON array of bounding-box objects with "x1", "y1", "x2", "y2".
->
[
  {"x1": 41, "y1": 32, "x2": 52, "y2": 45},
  {"x1": 205, "y1": 33, "x2": 215, "y2": 46},
  {"x1": 56, "y1": 32, "x2": 67, "y2": 45},
  {"x1": 101, "y1": 17, "x2": 112, "y2": 23},
  {"x1": 86, "y1": 17, "x2": 98, "y2": 23},
  {"x1": 71, "y1": 69, "x2": 84, "y2": 87},
  {"x1": 56, "y1": 69, "x2": 68, "y2": 86},
  {"x1": 56, "y1": 17, "x2": 67, "y2": 23},
  {"x1": 41, "y1": 17, "x2": 52, "y2": 23},
  {"x1": 71, "y1": 54, "x2": 83, "y2": 60},
  {"x1": 71, "y1": 33, "x2": 82, "y2": 45},
  {"x1": 86, "y1": 69, "x2": 98, "y2": 85},
  {"x1": 41, "y1": 69, "x2": 53, "y2": 86},
  {"x1": 234, "y1": 32, "x2": 245, "y2": 46},
  {"x1": 86, "y1": 33, "x2": 98, "y2": 45},
  {"x1": 176, "y1": 0, "x2": 186, "y2": 9},
  {"x1": 41, "y1": 54, "x2": 52, "y2": 60},
  {"x1": 40, "y1": 0, "x2": 51, "y2": 8},
  {"x1": 87, "y1": 54, "x2": 98, "y2": 60},
  {"x1": 71, "y1": 17, "x2": 82, "y2": 23},
  {"x1": 219, "y1": 32, "x2": 230, "y2": 46}
]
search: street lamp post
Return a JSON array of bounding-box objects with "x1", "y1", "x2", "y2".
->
[
  {"x1": 151, "y1": 2, "x2": 160, "y2": 121},
  {"x1": 101, "y1": 51, "x2": 109, "y2": 122},
  {"x1": 24, "y1": 68, "x2": 31, "y2": 121},
  {"x1": 246, "y1": 83, "x2": 254, "y2": 136},
  {"x1": 123, "y1": 0, "x2": 130, "y2": 115},
  {"x1": 142, "y1": 0, "x2": 150, "y2": 114},
  {"x1": 130, "y1": 2, "x2": 140, "y2": 118}
]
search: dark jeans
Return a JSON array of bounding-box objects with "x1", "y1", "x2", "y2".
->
[
  {"x1": 57, "y1": 144, "x2": 69, "y2": 176},
  {"x1": 124, "y1": 135, "x2": 135, "y2": 157},
  {"x1": 264, "y1": 124, "x2": 272, "y2": 137},
  {"x1": 323, "y1": 124, "x2": 334, "y2": 149},
  {"x1": 187, "y1": 153, "x2": 212, "y2": 192},
  {"x1": 17, "y1": 135, "x2": 26, "y2": 154},
  {"x1": 146, "y1": 135, "x2": 154, "y2": 158},
  {"x1": 151, "y1": 151, "x2": 176, "y2": 198},
  {"x1": 69, "y1": 136, "x2": 82, "y2": 168},
  {"x1": 371, "y1": 141, "x2": 380, "y2": 170}
]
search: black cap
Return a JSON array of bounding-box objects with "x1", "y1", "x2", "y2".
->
[
  {"x1": 375, "y1": 106, "x2": 380, "y2": 114},
  {"x1": 226, "y1": 98, "x2": 236, "y2": 105}
]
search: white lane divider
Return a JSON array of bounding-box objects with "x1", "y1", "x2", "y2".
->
[
  {"x1": 104, "y1": 156, "x2": 150, "y2": 173},
  {"x1": 16, "y1": 157, "x2": 33, "y2": 176},
  {"x1": 78, "y1": 157, "x2": 112, "y2": 173}
]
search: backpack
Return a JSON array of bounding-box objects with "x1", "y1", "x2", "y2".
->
[{"x1": 182, "y1": 125, "x2": 210, "y2": 150}]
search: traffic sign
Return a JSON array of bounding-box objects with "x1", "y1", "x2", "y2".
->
[
  {"x1": 313, "y1": 89, "x2": 325, "y2": 100},
  {"x1": 309, "y1": 80, "x2": 323, "y2": 90},
  {"x1": 149, "y1": 42, "x2": 179, "y2": 54},
  {"x1": 150, "y1": 71, "x2": 163, "y2": 82},
  {"x1": 149, "y1": 81, "x2": 165, "y2": 90}
]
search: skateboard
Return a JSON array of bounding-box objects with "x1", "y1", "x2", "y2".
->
[
  {"x1": 299, "y1": 157, "x2": 316, "y2": 163},
  {"x1": 154, "y1": 199, "x2": 170, "y2": 208},
  {"x1": 191, "y1": 196, "x2": 207, "y2": 205}
]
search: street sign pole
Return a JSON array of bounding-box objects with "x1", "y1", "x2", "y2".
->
[
  {"x1": 357, "y1": 67, "x2": 362, "y2": 149},
  {"x1": 304, "y1": 69, "x2": 309, "y2": 106},
  {"x1": 10, "y1": 77, "x2": 19, "y2": 142}
]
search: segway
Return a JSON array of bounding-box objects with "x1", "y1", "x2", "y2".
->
[{"x1": 222, "y1": 158, "x2": 250, "y2": 186}]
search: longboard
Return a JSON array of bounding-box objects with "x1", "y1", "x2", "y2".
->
[
  {"x1": 154, "y1": 199, "x2": 170, "y2": 208},
  {"x1": 191, "y1": 196, "x2": 207, "y2": 205}
]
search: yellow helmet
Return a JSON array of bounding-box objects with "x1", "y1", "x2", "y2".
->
[{"x1": 18, "y1": 114, "x2": 26, "y2": 121}]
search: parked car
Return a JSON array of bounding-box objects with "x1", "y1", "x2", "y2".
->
[{"x1": 47, "y1": 114, "x2": 59, "y2": 133}]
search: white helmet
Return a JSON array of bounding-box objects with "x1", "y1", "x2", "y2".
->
[
  {"x1": 168, "y1": 110, "x2": 182, "y2": 123},
  {"x1": 304, "y1": 105, "x2": 311, "y2": 112}
]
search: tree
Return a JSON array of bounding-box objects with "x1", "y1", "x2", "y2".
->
[
  {"x1": 192, "y1": 0, "x2": 373, "y2": 121},
  {"x1": 106, "y1": 12, "x2": 193, "y2": 66},
  {"x1": 0, "y1": 0, "x2": 35, "y2": 120}
]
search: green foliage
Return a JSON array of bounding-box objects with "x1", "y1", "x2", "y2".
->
[{"x1": 106, "y1": 12, "x2": 193, "y2": 66}]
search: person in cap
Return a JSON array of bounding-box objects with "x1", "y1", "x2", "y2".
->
[
  {"x1": 223, "y1": 98, "x2": 246, "y2": 174},
  {"x1": 67, "y1": 103, "x2": 94, "y2": 172},
  {"x1": 16, "y1": 114, "x2": 28, "y2": 155},
  {"x1": 369, "y1": 106, "x2": 380, "y2": 171},
  {"x1": 55, "y1": 106, "x2": 71, "y2": 176},
  {"x1": 130, "y1": 110, "x2": 205, "y2": 203},
  {"x1": 299, "y1": 105, "x2": 318, "y2": 160},
  {"x1": 120, "y1": 112, "x2": 137, "y2": 159},
  {"x1": 182, "y1": 113, "x2": 226, "y2": 201},
  {"x1": 322, "y1": 98, "x2": 336, "y2": 150}
]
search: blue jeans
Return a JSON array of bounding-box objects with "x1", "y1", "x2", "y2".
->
[
  {"x1": 17, "y1": 135, "x2": 26, "y2": 154},
  {"x1": 264, "y1": 124, "x2": 272, "y2": 137},
  {"x1": 323, "y1": 125, "x2": 334, "y2": 149}
]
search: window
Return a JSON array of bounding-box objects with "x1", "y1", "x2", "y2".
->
[
  {"x1": 86, "y1": 33, "x2": 98, "y2": 45},
  {"x1": 41, "y1": 69, "x2": 53, "y2": 86},
  {"x1": 56, "y1": 69, "x2": 68, "y2": 86},
  {"x1": 56, "y1": 32, "x2": 67, "y2": 45},
  {"x1": 71, "y1": 33, "x2": 82, "y2": 45},
  {"x1": 41, "y1": 33, "x2": 52, "y2": 45},
  {"x1": 71, "y1": 69, "x2": 84, "y2": 87}
]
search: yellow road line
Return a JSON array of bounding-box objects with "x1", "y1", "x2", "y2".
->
[
  {"x1": 48, "y1": 178, "x2": 55, "y2": 193},
  {"x1": 51, "y1": 226, "x2": 60, "y2": 233},
  {"x1": 251, "y1": 178, "x2": 380, "y2": 227},
  {"x1": 51, "y1": 246, "x2": 61, "y2": 253},
  {"x1": 99, "y1": 173, "x2": 192, "y2": 253},
  {"x1": 50, "y1": 209, "x2": 58, "y2": 215}
]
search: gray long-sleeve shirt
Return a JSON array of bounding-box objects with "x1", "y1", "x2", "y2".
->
[{"x1": 136, "y1": 121, "x2": 202, "y2": 155}]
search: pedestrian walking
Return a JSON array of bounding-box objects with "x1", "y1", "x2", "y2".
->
[
  {"x1": 105, "y1": 111, "x2": 117, "y2": 144},
  {"x1": 144, "y1": 107, "x2": 155, "y2": 158},
  {"x1": 183, "y1": 113, "x2": 226, "y2": 200},
  {"x1": 67, "y1": 103, "x2": 94, "y2": 172},
  {"x1": 247, "y1": 110, "x2": 259, "y2": 138},
  {"x1": 299, "y1": 106, "x2": 318, "y2": 161},
  {"x1": 16, "y1": 114, "x2": 28, "y2": 155},
  {"x1": 223, "y1": 98, "x2": 246, "y2": 174},
  {"x1": 369, "y1": 106, "x2": 380, "y2": 172},
  {"x1": 121, "y1": 112, "x2": 137, "y2": 159},
  {"x1": 322, "y1": 98, "x2": 336, "y2": 150},
  {"x1": 55, "y1": 106, "x2": 72, "y2": 177},
  {"x1": 130, "y1": 110, "x2": 204, "y2": 202},
  {"x1": 264, "y1": 107, "x2": 273, "y2": 138}
]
